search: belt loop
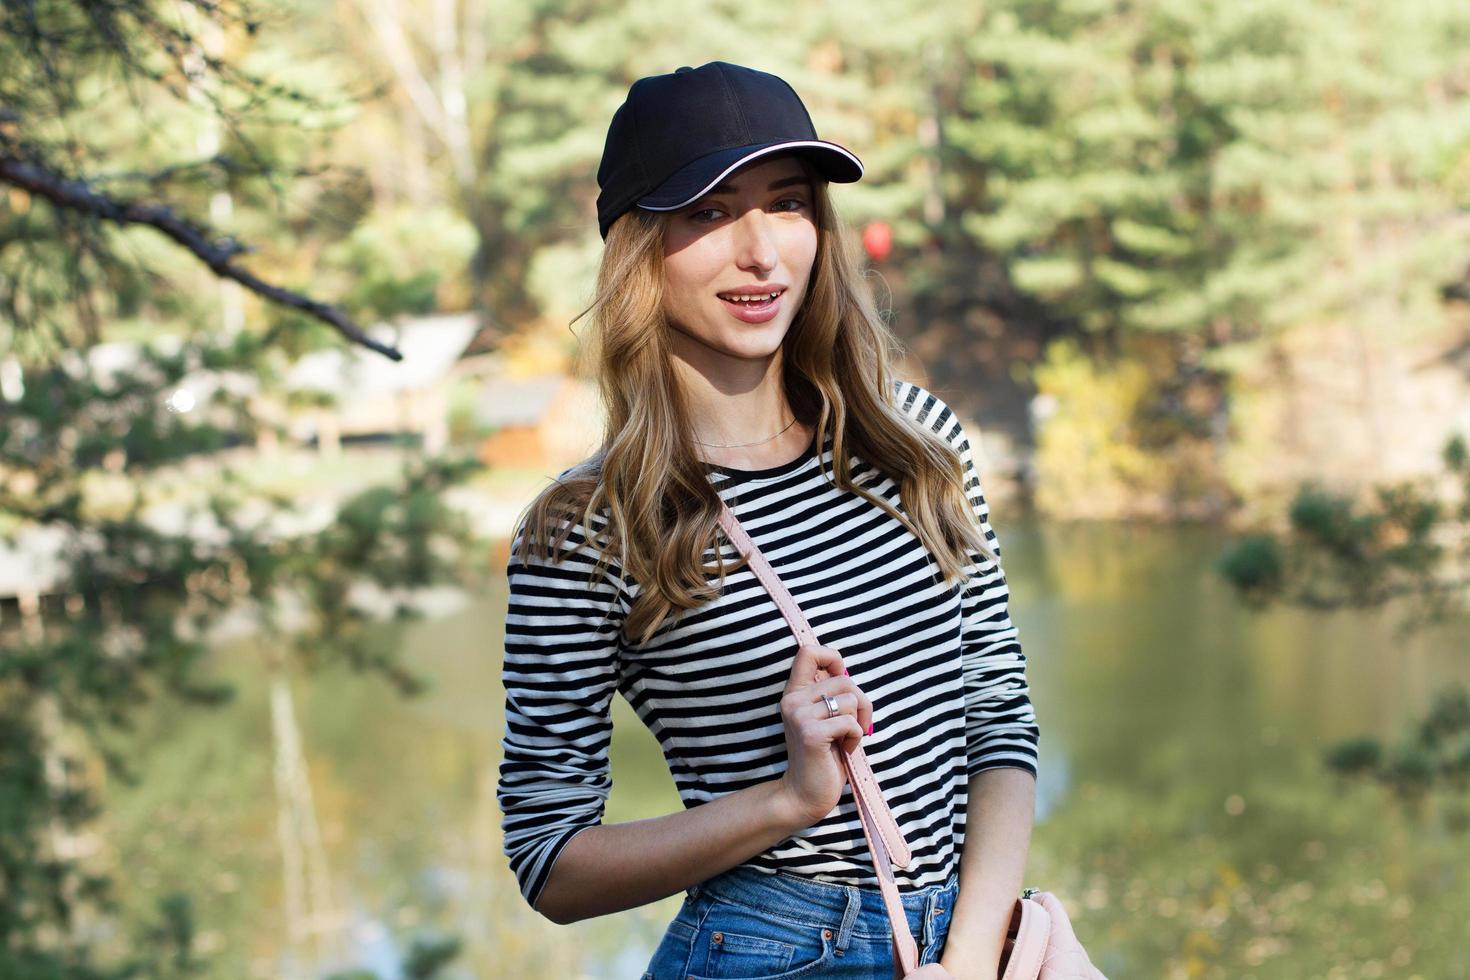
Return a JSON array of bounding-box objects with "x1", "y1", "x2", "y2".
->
[
  {"x1": 834, "y1": 884, "x2": 860, "y2": 955},
  {"x1": 921, "y1": 888, "x2": 940, "y2": 947}
]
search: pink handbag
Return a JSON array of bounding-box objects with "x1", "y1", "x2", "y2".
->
[
  {"x1": 717, "y1": 502, "x2": 1107, "y2": 980},
  {"x1": 999, "y1": 889, "x2": 1108, "y2": 979}
]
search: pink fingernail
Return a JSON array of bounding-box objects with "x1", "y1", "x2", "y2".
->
[
  {"x1": 842, "y1": 667, "x2": 850, "y2": 677},
  {"x1": 866, "y1": 721, "x2": 874, "y2": 737}
]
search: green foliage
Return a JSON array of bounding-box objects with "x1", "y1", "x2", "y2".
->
[
  {"x1": 1030, "y1": 337, "x2": 1161, "y2": 517},
  {"x1": 325, "y1": 207, "x2": 479, "y2": 323},
  {"x1": 1383, "y1": 746, "x2": 1439, "y2": 800},
  {"x1": 1218, "y1": 441, "x2": 1466, "y2": 621},
  {"x1": 1030, "y1": 334, "x2": 1229, "y2": 518},
  {"x1": 945, "y1": 0, "x2": 1470, "y2": 340},
  {"x1": 11, "y1": 0, "x2": 1470, "y2": 375},
  {"x1": 1419, "y1": 686, "x2": 1470, "y2": 752},
  {"x1": 1214, "y1": 532, "x2": 1283, "y2": 606},
  {"x1": 1446, "y1": 433, "x2": 1468, "y2": 472},
  {"x1": 1222, "y1": 433, "x2": 1468, "y2": 813},
  {"x1": 0, "y1": 0, "x2": 363, "y2": 353},
  {"x1": 0, "y1": 330, "x2": 485, "y2": 971},
  {"x1": 319, "y1": 934, "x2": 461, "y2": 980},
  {"x1": 1323, "y1": 686, "x2": 1470, "y2": 810},
  {"x1": 1447, "y1": 433, "x2": 1470, "y2": 524},
  {"x1": 1027, "y1": 753, "x2": 1470, "y2": 977},
  {"x1": 137, "y1": 894, "x2": 204, "y2": 980},
  {"x1": 1323, "y1": 736, "x2": 1382, "y2": 778},
  {"x1": 402, "y1": 935, "x2": 463, "y2": 979},
  {"x1": 1, "y1": 3, "x2": 487, "y2": 977},
  {"x1": 6, "y1": 0, "x2": 1470, "y2": 973}
]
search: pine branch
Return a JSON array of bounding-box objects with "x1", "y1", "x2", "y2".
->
[{"x1": 0, "y1": 152, "x2": 403, "y2": 361}]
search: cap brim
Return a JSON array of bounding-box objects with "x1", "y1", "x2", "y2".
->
[{"x1": 635, "y1": 141, "x2": 863, "y2": 211}]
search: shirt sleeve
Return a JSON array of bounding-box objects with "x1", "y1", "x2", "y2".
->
[
  {"x1": 496, "y1": 510, "x2": 628, "y2": 910},
  {"x1": 896, "y1": 380, "x2": 1041, "y2": 779}
]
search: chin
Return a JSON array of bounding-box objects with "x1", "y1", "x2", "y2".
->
[
  {"x1": 670, "y1": 314, "x2": 792, "y2": 363},
  {"x1": 720, "y1": 325, "x2": 791, "y2": 357}
]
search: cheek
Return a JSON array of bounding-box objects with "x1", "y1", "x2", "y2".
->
[
  {"x1": 663, "y1": 247, "x2": 722, "y2": 309},
  {"x1": 785, "y1": 215, "x2": 817, "y2": 257},
  {"x1": 784, "y1": 226, "x2": 819, "y2": 290},
  {"x1": 659, "y1": 271, "x2": 697, "y2": 324}
]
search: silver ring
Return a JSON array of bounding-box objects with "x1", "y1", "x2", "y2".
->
[{"x1": 822, "y1": 694, "x2": 840, "y2": 718}]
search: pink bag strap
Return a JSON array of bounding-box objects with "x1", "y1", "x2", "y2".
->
[{"x1": 716, "y1": 501, "x2": 920, "y2": 976}]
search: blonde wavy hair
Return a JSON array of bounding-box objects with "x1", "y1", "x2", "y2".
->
[{"x1": 516, "y1": 159, "x2": 997, "y2": 648}]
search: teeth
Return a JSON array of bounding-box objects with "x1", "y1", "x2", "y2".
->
[{"x1": 721, "y1": 291, "x2": 780, "y2": 303}]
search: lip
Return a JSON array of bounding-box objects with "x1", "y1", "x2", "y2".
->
[
  {"x1": 717, "y1": 286, "x2": 786, "y2": 324},
  {"x1": 718, "y1": 292, "x2": 783, "y2": 323}
]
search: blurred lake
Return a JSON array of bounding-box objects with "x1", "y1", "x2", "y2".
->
[{"x1": 101, "y1": 519, "x2": 1470, "y2": 979}]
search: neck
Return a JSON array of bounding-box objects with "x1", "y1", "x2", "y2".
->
[{"x1": 670, "y1": 344, "x2": 795, "y2": 445}]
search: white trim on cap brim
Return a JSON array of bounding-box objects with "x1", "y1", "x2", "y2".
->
[{"x1": 635, "y1": 141, "x2": 864, "y2": 212}]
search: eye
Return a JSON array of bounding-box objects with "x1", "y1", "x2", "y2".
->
[{"x1": 684, "y1": 197, "x2": 806, "y2": 223}]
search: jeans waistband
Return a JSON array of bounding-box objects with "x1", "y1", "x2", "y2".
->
[{"x1": 690, "y1": 864, "x2": 960, "y2": 941}]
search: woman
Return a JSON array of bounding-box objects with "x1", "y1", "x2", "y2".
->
[{"x1": 497, "y1": 61, "x2": 1040, "y2": 979}]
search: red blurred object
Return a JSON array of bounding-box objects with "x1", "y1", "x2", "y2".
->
[{"x1": 862, "y1": 221, "x2": 893, "y2": 262}]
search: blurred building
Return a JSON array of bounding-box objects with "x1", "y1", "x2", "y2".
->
[
  {"x1": 0, "y1": 315, "x2": 482, "y2": 608},
  {"x1": 473, "y1": 374, "x2": 601, "y2": 473},
  {"x1": 286, "y1": 312, "x2": 480, "y2": 455}
]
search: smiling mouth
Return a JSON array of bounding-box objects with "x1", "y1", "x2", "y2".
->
[
  {"x1": 716, "y1": 288, "x2": 786, "y2": 304},
  {"x1": 716, "y1": 288, "x2": 786, "y2": 324}
]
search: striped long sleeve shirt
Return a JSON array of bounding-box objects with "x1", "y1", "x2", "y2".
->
[{"x1": 497, "y1": 380, "x2": 1040, "y2": 909}]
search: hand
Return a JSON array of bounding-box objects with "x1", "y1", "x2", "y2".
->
[
  {"x1": 936, "y1": 957, "x2": 995, "y2": 980},
  {"x1": 774, "y1": 644, "x2": 874, "y2": 826}
]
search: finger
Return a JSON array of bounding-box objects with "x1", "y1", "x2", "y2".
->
[
  {"x1": 812, "y1": 660, "x2": 856, "y2": 684},
  {"x1": 834, "y1": 715, "x2": 864, "y2": 754},
  {"x1": 785, "y1": 644, "x2": 846, "y2": 693},
  {"x1": 808, "y1": 677, "x2": 873, "y2": 734},
  {"x1": 807, "y1": 689, "x2": 860, "y2": 722},
  {"x1": 806, "y1": 694, "x2": 870, "y2": 754},
  {"x1": 801, "y1": 715, "x2": 863, "y2": 752}
]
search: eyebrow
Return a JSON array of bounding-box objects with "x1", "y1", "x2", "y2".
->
[{"x1": 701, "y1": 174, "x2": 811, "y2": 197}]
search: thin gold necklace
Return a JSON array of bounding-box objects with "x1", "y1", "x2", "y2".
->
[{"x1": 694, "y1": 416, "x2": 799, "y2": 448}]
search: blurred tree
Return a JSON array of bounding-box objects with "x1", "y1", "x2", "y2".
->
[
  {"x1": 1217, "y1": 433, "x2": 1468, "y2": 621},
  {"x1": 947, "y1": 0, "x2": 1470, "y2": 347},
  {"x1": 0, "y1": 2, "x2": 480, "y2": 976},
  {"x1": 336, "y1": 0, "x2": 526, "y2": 329},
  {"x1": 324, "y1": 0, "x2": 917, "y2": 335},
  {"x1": 933, "y1": 0, "x2": 1470, "y2": 506},
  {"x1": 236, "y1": 0, "x2": 1470, "y2": 447},
  {"x1": 1218, "y1": 433, "x2": 1470, "y2": 806},
  {"x1": 307, "y1": 0, "x2": 1470, "y2": 474},
  {"x1": 0, "y1": 0, "x2": 401, "y2": 358}
]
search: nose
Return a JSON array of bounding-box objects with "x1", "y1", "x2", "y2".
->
[{"x1": 732, "y1": 207, "x2": 778, "y2": 275}]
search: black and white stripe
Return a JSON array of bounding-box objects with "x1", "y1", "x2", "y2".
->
[{"x1": 497, "y1": 381, "x2": 1039, "y2": 909}]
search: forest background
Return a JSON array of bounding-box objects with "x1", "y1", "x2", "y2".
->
[{"x1": 3, "y1": 0, "x2": 1470, "y2": 978}]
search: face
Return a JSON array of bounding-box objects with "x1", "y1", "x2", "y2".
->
[{"x1": 660, "y1": 154, "x2": 819, "y2": 369}]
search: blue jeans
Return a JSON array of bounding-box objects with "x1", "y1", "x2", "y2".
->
[{"x1": 641, "y1": 865, "x2": 959, "y2": 979}]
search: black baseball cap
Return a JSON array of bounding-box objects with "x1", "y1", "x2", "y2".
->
[{"x1": 596, "y1": 61, "x2": 863, "y2": 239}]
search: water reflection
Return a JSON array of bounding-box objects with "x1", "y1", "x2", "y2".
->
[{"x1": 101, "y1": 519, "x2": 1470, "y2": 978}]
